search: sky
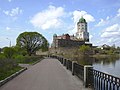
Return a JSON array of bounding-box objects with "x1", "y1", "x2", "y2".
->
[{"x1": 0, "y1": 0, "x2": 120, "y2": 48}]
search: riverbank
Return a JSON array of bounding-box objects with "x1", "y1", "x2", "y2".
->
[{"x1": 92, "y1": 54, "x2": 120, "y2": 60}]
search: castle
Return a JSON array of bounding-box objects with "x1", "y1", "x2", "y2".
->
[{"x1": 51, "y1": 17, "x2": 92, "y2": 48}]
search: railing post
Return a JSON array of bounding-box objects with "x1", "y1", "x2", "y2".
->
[
  {"x1": 72, "y1": 61, "x2": 77, "y2": 75},
  {"x1": 61, "y1": 58, "x2": 63, "y2": 64},
  {"x1": 84, "y1": 65, "x2": 93, "y2": 88},
  {"x1": 63, "y1": 58, "x2": 65, "y2": 66},
  {"x1": 66, "y1": 59, "x2": 68, "y2": 69}
]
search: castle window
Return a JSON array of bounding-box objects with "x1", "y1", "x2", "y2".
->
[
  {"x1": 82, "y1": 25, "x2": 84, "y2": 26},
  {"x1": 82, "y1": 27, "x2": 84, "y2": 29}
]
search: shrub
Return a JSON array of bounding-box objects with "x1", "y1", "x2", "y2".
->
[
  {"x1": 0, "y1": 59, "x2": 18, "y2": 73},
  {"x1": 14, "y1": 55, "x2": 43, "y2": 64},
  {"x1": 3, "y1": 47, "x2": 16, "y2": 59},
  {"x1": 13, "y1": 55, "x2": 25, "y2": 63},
  {"x1": 0, "y1": 53, "x2": 6, "y2": 60},
  {"x1": 79, "y1": 45, "x2": 92, "y2": 55}
]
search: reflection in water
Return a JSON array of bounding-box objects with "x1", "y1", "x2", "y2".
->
[{"x1": 74, "y1": 55, "x2": 120, "y2": 78}]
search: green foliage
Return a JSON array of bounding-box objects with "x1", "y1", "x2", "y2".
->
[
  {"x1": 13, "y1": 46, "x2": 27, "y2": 56},
  {"x1": 94, "y1": 45, "x2": 119, "y2": 55},
  {"x1": 3, "y1": 47, "x2": 16, "y2": 59},
  {"x1": 41, "y1": 42, "x2": 49, "y2": 52},
  {"x1": 0, "y1": 65, "x2": 22, "y2": 80},
  {"x1": 0, "y1": 58, "x2": 19, "y2": 80},
  {"x1": 16, "y1": 32, "x2": 49, "y2": 56},
  {"x1": 14, "y1": 55, "x2": 43, "y2": 64},
  {"x1": 79, "y1": 45, "x2": 92, "y2": 55},
  {"x1": 0, "y1": 53, "x2": 6, "y2": 59}
]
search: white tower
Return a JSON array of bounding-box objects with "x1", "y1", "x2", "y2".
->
[{"x1": 76, "y1": 17, "x2": 89, "y2": 41}]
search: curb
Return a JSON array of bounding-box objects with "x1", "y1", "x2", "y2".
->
[
  {"x1": 31, "y1": 58, "x2": 44, "y2": 65},
  {"x1": 0, "y1": 67, "x2": 27, "y2": 87},
  {"x1": 31, "y1": 60, "x2": 41, "y2": 65}
]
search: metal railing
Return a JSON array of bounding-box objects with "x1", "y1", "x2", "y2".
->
[
  {"x1": 47, "y1": 55, "x2": 120, "y2": 90},
  {"x1": 73, "y1": 63, "x2": 84, "y2": 81},
  {"x1": 91, "y1": 69, "x2": 120, "y2": 90},
  {"x1": 66, "y1": 60, "x2": 72, "y2": 71},
  {"x1": 63, "y1": 59, "x2": 67, "y2": 66}
]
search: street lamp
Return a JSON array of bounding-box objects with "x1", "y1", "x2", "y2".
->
[{"x1": 6, "y1": 38, "x2": 11, "y2": 47}]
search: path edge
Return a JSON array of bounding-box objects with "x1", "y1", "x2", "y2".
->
[{"x1": 0, "y1": 67, "x2": 27, "y2": 87}]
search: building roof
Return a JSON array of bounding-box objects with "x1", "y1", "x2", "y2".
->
[
  {"x1": 53, "y1": 34, "x2": 57, "y2": 37},
  {"x1": 78, "y1": 17, "x2": 86, "y2": 23}
]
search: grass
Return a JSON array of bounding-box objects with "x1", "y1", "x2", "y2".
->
[
  {"x1": 0, "y1": 55, "x2": 44, "y2": 81},
  {"x1": 14, "y1": 55, "x2": 44, "y2": 64},
  {"x1": 0, "y1": 66, "x2": 23, "y2": 81}
]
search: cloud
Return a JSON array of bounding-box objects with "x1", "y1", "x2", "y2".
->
[
  {"x1": 89, "y1": 35, "x2": 93, "y2": 40},
  {"x1": 101, "y1": 24, "x2": 120, "y2": 38},
  {"x1": 6, "y1": 27, "x2": 11, "y2": 30},
  {"x1": 96, "y1": 8, "x2": 120, "y2": 27},
  {"x1": 30, "y1": 5, "x2": 65, "y2": 30},
  {"x1": 68, "y1": 10, "x2": 95, "y2": 34},
  {"x1": 100, "y1": 24, "x2": 120, "y2": 45},
  {"x1": 91, "y1": 8, "x2": 120, "y2": 46},
  {"x1": 3, "y1": 7, "x2": 23, "y2": 17},
  {"x1": 117, "y1": 8, "x2": 120, "y2": 17},
  {"x1": 72, "y1": 10, "x2": 95, "y2": 23},
  {"x1": 95, "y1": 16, "x2": 110, "y2": 27}
]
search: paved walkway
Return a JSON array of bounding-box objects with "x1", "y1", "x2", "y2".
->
[{"x1": 0, "y1": 58, "x2": 91, "y2": 90}]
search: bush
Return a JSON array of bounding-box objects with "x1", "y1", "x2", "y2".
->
[
  {"x1": 0, "y1": 59, "x2": 21, "y2": 80},
  {"x1": 13, "y1": 55, "x2": 25, "y2": 63},
  {"x1": 14, "y1": 55, "x2": 44, "y2": 64},
  {"x1": 3, "y1": 47, "x2": 16, "y2": 59},
  {"x1": 0, "y1": 59, "x2": 18, "y2": 73},
  {"x1": 0, "y1": 53, "x2": 6, "y2": 60},
  {"x1": 79, "y1": 45, "x2": 92, "y2": 55}
]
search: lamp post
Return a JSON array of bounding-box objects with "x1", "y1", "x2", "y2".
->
[{"x1": 6, "y1": 38, "x2": 11, "y2": 47}]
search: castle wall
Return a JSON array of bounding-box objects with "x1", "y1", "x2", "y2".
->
[{"x1": 56, "y1": 39, "x2": 85, "y2": 47}]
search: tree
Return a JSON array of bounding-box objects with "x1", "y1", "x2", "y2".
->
[
  {"x1": 79, "y1": 45, "x2": 92, "y2": 55},
  {"x1": 16, "y1": 32, "x2": 49, "y2": 56},
  {"x1": 3, "y1": 47, "x2": 16, "y2": 58}
]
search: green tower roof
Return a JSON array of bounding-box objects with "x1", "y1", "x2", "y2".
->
[
  {"x1": 78, "y1": 17, "x2": 86, "y2": 23},
  {"x1": 53, "y1": 34, "x2": 57, "y2": 37}
]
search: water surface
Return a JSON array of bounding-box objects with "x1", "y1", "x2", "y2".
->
[{"x1": 75, "y1": 55, "x2": 120, "y2": 78}]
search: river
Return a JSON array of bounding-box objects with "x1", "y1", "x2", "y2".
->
[{"x1": 75, "y1": 55, "x2": 120, "y2": 78}]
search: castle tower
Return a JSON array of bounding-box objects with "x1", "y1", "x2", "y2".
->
[
  {"x1": 52, "y1": 34, "x2": 57, "y2": 48},
  {"x1": 76, "y1": 17, "x2": 89, "y2": 41}
]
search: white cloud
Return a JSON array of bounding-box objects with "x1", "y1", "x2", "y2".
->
[
  {"x1": 117, "y1": 8, "x2": 120, "y2": 17},
  {"x1": 96, "y1": 8, "x2": 120, "y2": 27},
  {"x1": 30, "y1": 5, "x2": 65, "y2": 30},
  {"x1": 89, "y1": 35, "x2": 93, "y2": 40},
  {"x1": 6, "y1": 27, "x2": 11, "y2": 30},
  {"x1": 72, "y1": 10, "x2": 95, "y2": 23},
  {"x1": 100, "y1": 24, "x2": 120, "y2": 45},
  {"x1": 68, "y1": 10, "x2": 95, "y2": 34},
  {"x1": 101, "y1": 24, "x2": 120, "y2": 38},
  {"x1": 3, "y1": 7, "x2": 23, "y2": 17},
  {"x1": 95, "y1": 16, "x2": 110, "y2": 27},
  {"x1": 94, "y1": 8, "x2": 120, "y2": 46},
  {"x1": 96, "y1": 19, "x2": 105, "y2": 27},
  {"x1": 68, "y1": 25, "x2": 77, "y2": 35}
]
